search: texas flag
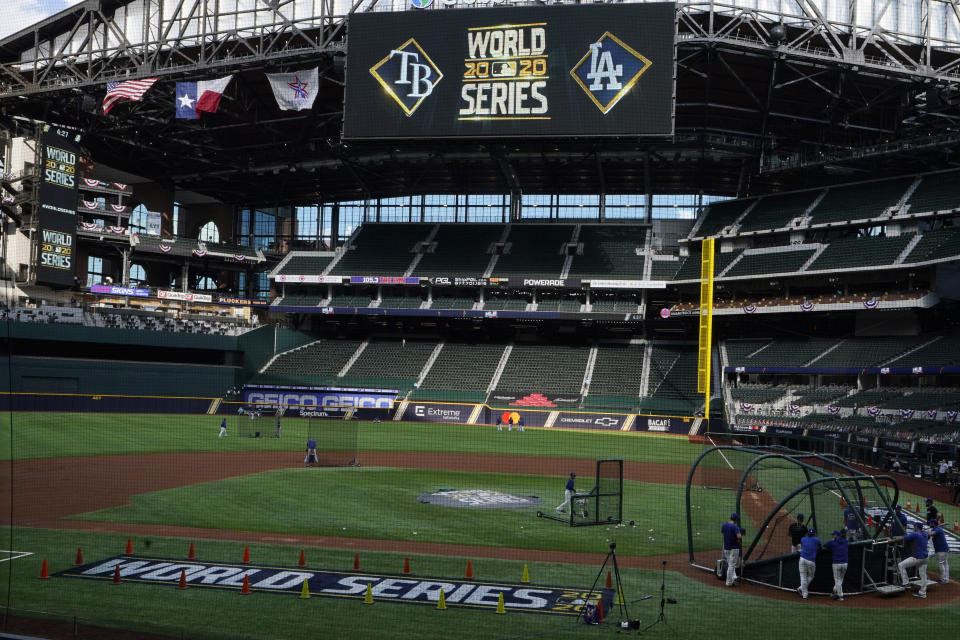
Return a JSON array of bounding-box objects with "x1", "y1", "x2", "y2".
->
[{"x1": 175, "y1": 76, "x2": 233, "y2": 119}]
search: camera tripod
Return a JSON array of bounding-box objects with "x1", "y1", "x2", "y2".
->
[
  {"x1": 578, "y1": 542, "x2": 633, "y2": 626},
  {"x1": 641, "y1": 560, "x2": 675, "y2": 633}
]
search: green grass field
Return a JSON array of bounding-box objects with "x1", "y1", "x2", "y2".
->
[{"x1": 2, "y1": 412, "x2": 959, "y2": 639}]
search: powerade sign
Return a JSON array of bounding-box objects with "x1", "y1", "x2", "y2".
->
[
  {"x1": 58, "y1": 556, "x2": 596, "y2": 616},
  {"x1": 402, "y1": 402, "x2": 474, "y2": 424},
  {"x1": 244, "y1": 390, "x2": 396, "y2": 410},
  {"x1": 343, "y1": 4, "x2": 675, "y2": 139}
]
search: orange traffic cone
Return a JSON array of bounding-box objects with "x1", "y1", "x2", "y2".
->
[
  {"x1": 907, "y1": 500, "x2": 912, "y2": 511},
  {"x1": 74, "y1": 547, "x2": 83, "y2": 565},
  {"x1": 177, "y1": 569, "x2": 187, "y2": 590},
  {"x1": 111, "y1": 565, "x2": 122, "y2": 585},
  {"x1": 298, "y1": 549, "x2": 306, "y2": 567},
  {"x1": 240, "y1": 574, "x2": 251, "y2": 595},
  {"x1": 353, "y1": 553, "x2": 360, "y2": 571},
  {"x1": 125, "y1": 538, "x2": 133, "y2": 555},
  {"x1": 242, "y1": 546, "x2": 250, "y2": 563},
  {"x1": 605, "y1": 571, "x2": 612, "y2": 589},
  {"x1": 867, "y1": 514, "x2": 873, "y2": 527},
  {"x1": 465, "y1": 561, "x2": 474, "y2": 579},
  {"x1": 187, "y1": 542, "x2": 195, "y2": 559},
  {"x1": 840, "y1": 497, "x2": 846, "y2": 509},
  {"x1": 39, "y1": 558, "x2": 49, "y2": 579},
  {"x1": 916, "y1": 502, "x2": 921, "y2": 514},
  {"x1": 954, "y1": 520, "x2": 958, "y2": 532},
  {"x1": 596, "y1": 597, "x2": 605, "y2": 622},
  {"x1": 403, "y1": 557, "x2": 410, "y2": 575}
]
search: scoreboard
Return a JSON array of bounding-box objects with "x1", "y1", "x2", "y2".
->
[{"x1": 343, "y1": 3, "x2": 675, "y2": 139}]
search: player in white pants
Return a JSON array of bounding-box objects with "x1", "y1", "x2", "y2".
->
[
  {"x1": 556, "y1": 472, "x2": 576, "y2": 514},
  {"x1": 824, "y1": 530, "x2": 849, "y2": 601},
  {"x1": 798, "y1": 528, "x2": 821, "y2": 599},
  {"x1": 721, "y1": 513, "x2": 742, "y2": 587},
  {"x1": 929, "y1": 519, "x2": 950, "y2": 583},
  {"x1": 898, "y1": 523, "x2": 930, "y2": 598}
]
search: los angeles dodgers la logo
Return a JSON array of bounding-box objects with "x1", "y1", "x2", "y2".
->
[
  {"x1": 370, "y1": 38, "x2": 443, "y2": 116},
  {"x1": 570, "y1": 32, "x2": 652, "y2": 114}
]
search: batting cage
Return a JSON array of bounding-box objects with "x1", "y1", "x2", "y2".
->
[
  {"x1": 306, "y1": 418, "x2": 359, "y2": 466},
  {"x1": 539, "y1": 459, "x2": 623, "y2": 527},
  {"x1": 236, "y1": 410, "x2": 281, "y2": 438},
  {"x1": 687, "y1": 445, "x2": 905, "y2": 597}
]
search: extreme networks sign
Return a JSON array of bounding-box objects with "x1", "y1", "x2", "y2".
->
[
  {"x1": 58, "y1": 556, "x2": 591, "y2": 616},
  {"x1": 402, "y1": 402, "x2": 474, "y2": 424}
]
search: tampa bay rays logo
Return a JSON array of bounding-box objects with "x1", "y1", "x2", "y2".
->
[
  {"x1": 570, "y1": 32, "x2": 652, "y2": 115},
  {"x1": 369, "y1": 38, "x2": 443, "y2": 117}
]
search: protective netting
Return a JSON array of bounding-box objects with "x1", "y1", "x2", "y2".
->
[{"x1": 307, "y1": 418, "x2": 359, "y2": 466}]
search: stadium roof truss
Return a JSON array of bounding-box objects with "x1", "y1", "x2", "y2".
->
[{"x1": 2, "y1": 1, "x2": 960, "y2": 203}]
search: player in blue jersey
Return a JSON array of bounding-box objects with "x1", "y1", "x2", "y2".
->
[
  {"x1": 556, "y1": 472, "x2": 576, "y2": 514},
  {"x1": 843, "y1": 504, "x2": 864, "y2": 541},
  {"x1": 218, "y1": 418, "x2": 227, "y2": 438},
  {"x1": 798, "y1": 528, "x2": 821, "y2": 599},
  {"x1": 721, "y1": 513, "x2": 742, "y2": 587},
  {"x1": 898, "y1": 522, "x2": 929, "y2": 598},
  {"x1": 304, "y1": 438, "x2": 318, "y2": 466},
  {"x1": 824, "y1": 530, "x2": 849, "y2": 601},
  {"x1": 929, "y1": 518, "x2": 950, "y2": 583}
]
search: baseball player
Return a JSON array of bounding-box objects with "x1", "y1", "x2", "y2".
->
[
  {"x1": 721, "y1": 513, "x2": 742, "y2": 587},
  {"x1": 556, "y1": 472, "x2": 576, "y2": 515},
  {"x1": 925, "y1": 497, "x2": 942, "y2": 524},
  {"x1": 929, "y1": 518, "x2": 950, "y2": 583},
  {"x1": 843, "y1": 504, "x2": 864, "y2": 541},
  {"x1": 788, "y1": 513, "x2": 808, "y2": 553},
  {"x1": 275, "y1": 416, "x2": 282, "y2": 438},
  {"x1": 798, "y1": 528, "x2": 820, "y2": 599},
  {"x1": 898, "y1": 522, "x2": 929, "y2": 598},
  {"x1": 218, "y1": 418, "x2": 227, "y2": 438},
  {"x1": 824, "y1": 530, "x2": 849, "y2": 601},
  {"x1": 518, "y1": 416, "x2": 525, "y2": 432},
  {"x1": 304, "y1": 438, "x2": 318, "y2": 466},
  {"x1": 890, "y1": 504, "x2": 909, "y2": 536},
  {"x1": 496, "y1": 416, "x2": 503, "y2": 432}
]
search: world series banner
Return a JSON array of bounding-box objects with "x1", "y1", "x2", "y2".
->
[
  {"x1": 36, "y1": 125, "x2": 81, "y2": 286},
  {"x1": 343, "y1": 3, "x2": 675, "y2": 139}
]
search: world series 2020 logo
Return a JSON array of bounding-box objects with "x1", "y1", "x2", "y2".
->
[
  {"x1": 369, "y1": 38, "x2": 443, "y2": 116},
  {"x1": 570, "y1": 32, "x2": 652, "y2": 115}
]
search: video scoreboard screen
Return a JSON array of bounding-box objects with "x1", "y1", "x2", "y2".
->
[{"x1": 343, "y1": 3, "x2": 675, "y2": 139}]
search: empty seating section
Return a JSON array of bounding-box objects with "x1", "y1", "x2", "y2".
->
[
  {"x1": 430, "y1": 296, "x2": 475, "y2": 309},
  {"x1": 276, "y1": 295, "x2": 323, "y2": 306},
  {"x1": 330, "y1": 224, "x2": 432, "y2": 275},
  {"x1": 729, "y1": 387, "x2": 786, "y2": 403},
  {"x1": 792, "y1": 387, "x2": 849, "y2": 405},
  {"x1": 328, "y1": 295, "x2": 372, "y2": 307},
  {"x1": 379, "y1": 296, "x2": 422, "y2": 309},
  {"x1": 583, "y1": 343, "x2": 644, "y2": 410},
  {"x1": 808, "y1": 178, "x2": 910, "y2": 225},
  {"x1": 724, "y1": 249, "x2": 815, "y2": 277},
  {"x1": 277, "y1": 254, "x2": 334, "y2": 275},
  {"x1": 558, "y1": 299, "x2": 582, "y2": 313},
  {"x1": 492, "y1": 224, "x2": 574, "y2": 277},
  {"x1": 258, "y1": 339, "x2": 361, "y2": 383},
  {"x1": 483, "y1": 297, "x2": 529, "y2": 311},
  {"x1": 834, "y1": 389, "x2": 899, "y2": 408},
  {"x1": 493, "y1": 344, "x2": 589, "y2": 398},
  {"x1": 906, "y1": 170, "x2": 960, "y2": 214},
  {"x1": 412, "y1": 342, "x2": 505, "y2": 402},
  {"x1": 591, "y1": 298, "x2": 638, "y2": 312},
  {"x1": 808, "y1": 235, "x2": 912, "y2": 271},
  {"x1": 903, "y1": 226, "x2": 960, "y2": 263},
  {"x1": 342, "y1": 339, "x2": 437, "y2": 393},
  {"x1": 730, "y1": 339, "x2": 832, "y2": 367},
  {"x1": 693, "y1": 199, "x2": 755, "y2": 238},
  {"x1": 739, "y1": 191, "x2": 818, "y2": 232},
  {"x1": 643, "y1": 343, "x2": 699, "y2": 413},
  {"x1": 893, "y1": 391, "x2": 960, "y2": 411},
  {"x1": 888, "y1": 335, "x2": 960, "y2": 367},
  {"x1": 649, "y1": 259, "x2": 681, "y2": 280},
  {"x1": 413, "y1": 224, "x2": 502, "y2": 277},
  {"x1": 568, "y1": 225, "x2": 646, "y2": 278},
  {"x1": 675, "y1": 249, "x2": 743, "y2": 281},
  {"x1": 812, "y1": 336, "x2": 931, "y2": 367},
  {"x1": 724, "y1": 340, "x2": 771, "y2": 364}
]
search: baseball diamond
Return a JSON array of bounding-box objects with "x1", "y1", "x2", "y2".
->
[{"x1": 4, "y1": 0, "x2": 960, "y2": 638}]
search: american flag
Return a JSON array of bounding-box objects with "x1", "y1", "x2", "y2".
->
[{"x1": 102, "y1": 78, "x2": 158, "y2": 114}]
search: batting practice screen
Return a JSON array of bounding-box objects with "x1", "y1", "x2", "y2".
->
[{"x1": 343, "y1": 3, "x2": 676, "y2": 139}]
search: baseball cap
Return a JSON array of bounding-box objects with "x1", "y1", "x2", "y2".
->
[
  {"x1": 925, "y1": 498, "x2": 933, "y2": 504},
  {"x1": 797, "y1": 513, "x2": 804, "y2": 520},
  {"x1": 730, "y1": 512, "x2": 739, "y2": 520},
  {"x1": 832, "y1": 530, "x2": 842, "y2": 537},
  {"x1": 928, "y1": 519, "x2": 939, "y2": 526},
  {"x1": 914, "y1": 522, "x2": 924, "y2": 529},
  {"x1": 808, "y1": 528, "x2": 816, "y2": 535},
  {"x1": 894, "y1": 505, "x2": 902, "y2": 510},
  {"x1": 570, "y1": 472, "x2": 576, "y2": 477}
]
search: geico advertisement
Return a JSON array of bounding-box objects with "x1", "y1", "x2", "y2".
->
[
  {"x1": 344, "y1": 3, "x2": 675, "y2": 139},
  {"x1": 244, "y1": 390, "x2": 396, "y2": 410}
]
